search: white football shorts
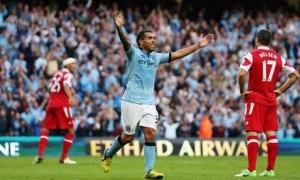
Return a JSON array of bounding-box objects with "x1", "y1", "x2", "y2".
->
[{"x1": 121, "y1": 100, "x2": 158, "y2": 135}]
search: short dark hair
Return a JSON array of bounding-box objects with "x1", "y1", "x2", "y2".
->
[
  {"x1": 136, "y1": 30, "x2": 153, "y2": 48},
  {"x1": 255, "y1": 29, "x2": 272, "y2": 46}
]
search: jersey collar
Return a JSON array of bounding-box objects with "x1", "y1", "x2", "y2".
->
[
  {"x1": 139, "y1": 48, "x2": 152, "y2": 57},
  {"x1": 257, "y1": 46, "x2": 270, "y2": 50},
  {"x1": 62, "y1": 68, "x2": 70, "y2": 73}
]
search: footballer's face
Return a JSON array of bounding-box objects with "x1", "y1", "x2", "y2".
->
[
  {"x1": 140, "y1": 32, "x2": 156, "y2": 53},
  {"x1": 67, "y1": 62, "x2": 77, "y2": 73}
]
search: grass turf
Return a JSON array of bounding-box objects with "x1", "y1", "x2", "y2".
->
[{"x1": 0, "y1": 156, "x2": 299, "y2": 179}]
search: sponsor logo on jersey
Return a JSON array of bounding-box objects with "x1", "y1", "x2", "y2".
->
[
  {"x1": 138, "y1": 60, "x2": 158, "y2": 68},
  {"x1": 152, "y1": 57, "x2": 157, "y2": 63}
]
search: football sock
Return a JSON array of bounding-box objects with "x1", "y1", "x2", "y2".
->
[
  {"x1": 144, "y1": 142, "x2": 156, "y2": 173},
  {"x1": 61, "y1": 133, "x2": 74, "y2": 160},
  {"x1": 247, "y1": 135, "x2": 259, "y2": 171},
  {"x1": 106, "y1": 136, "x2": 125, "y2": 157},
  {"x1": 266, "y1": 135, "x2": 278, "y2": 171},
  {"x1": 38, "y1": 131, "x2": 49, "y2": 157}
]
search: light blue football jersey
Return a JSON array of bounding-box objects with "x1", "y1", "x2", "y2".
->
[{"x1": 122, "y1": 45, "x2": 170, "y2": 104}]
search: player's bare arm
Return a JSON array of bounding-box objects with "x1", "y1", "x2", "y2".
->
[
  {"x1": 64, "y1": 84, "x2": 76, "y2": 107},
  {"x1": 170, "y1": 34, "x2": 214, "y2": 62},
  {"x1": 70, "y1": 87, "x2": 76, "y2": 95},
  {"x1": 114, "y1": 10, "x2": 131, "y2": 51},
  {"x1": 237, "y1": 68, "x2": 252, "y2": 100},
  {"x1": 275, "y1": 70, "x2": 299, "y2": 96}
]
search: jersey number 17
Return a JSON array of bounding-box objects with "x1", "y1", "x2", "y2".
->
[{"x1": 262, "y1": 60, "x2": 276, "y2": 82}]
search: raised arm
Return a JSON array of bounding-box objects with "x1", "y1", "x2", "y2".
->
[
  {"x1": 170, "y1": 34, "x2": 214, "y2": 62},
  {"x1": 113, "y1": 11, "x2": 131, "y2": 51}
]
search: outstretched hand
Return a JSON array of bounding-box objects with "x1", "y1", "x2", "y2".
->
[
  {"x1": 198, "y1": 34, "x2": 214, "y2": 48},
  {"x1": 113, "y1": 10, "x2": 124, "y2": 28}
]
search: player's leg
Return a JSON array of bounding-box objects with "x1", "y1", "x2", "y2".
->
[
  {"x1": 266, "y1": 131, "x2": 278, "y2": 171},
  {"x1": 259, "y1": 105, "x2": 278, "y2": 177},
  {"x1": 258, "y1": 131, "x2": 276, "y2": 177},
  {"x1": 236, "y1": 102, "x2": 266, "y2": 177},
  {"x1": 141, "y1": 125, "x2": 163, "y2": 179},
  {"x1": 105, "y1": 133, "x2": 134, "y2": 158},
  {"x1": 234, "y1": 130, "x2": 260, "y2": 177},
  {"x1": 58, "y1": 107, "x2": 76, "y2": 164},
  {"x1": 102, "y1": 100, "x2": 138, "y2": 173},
  {"x1": 102, "y1": 133, "x2": 134, "y2": 172},
  {"x1": 34, "y1": 108, "x2": 56, "y2": 164},
  {"x1": 246, "y1": 131, "x2": 259, "y2": 173},
  {"x1": 235, "y1": 130, "x2": 259, "y2": 177},
  {"x1": 141, "y1": 120, "x2": 156, "y2": 172},
  {"x1": 140, "y1": 104, "x2": 163, "y2": 179},
  {"x1": 59, "y1": 128, "x2": 76, "y2": 164},
  {"x1": 33, "y1": 128, "x2": 49, "y2": 164}
]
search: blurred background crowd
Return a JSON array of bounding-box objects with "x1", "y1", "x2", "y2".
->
[{"x1": 0, "y1": 0, "x2": 300, "y2": 139}]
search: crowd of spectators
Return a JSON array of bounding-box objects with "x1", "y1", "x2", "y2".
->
[{"x1": 0, "y1": 0, "x2": 300, "y2": 139}]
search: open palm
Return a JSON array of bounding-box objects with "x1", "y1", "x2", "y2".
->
[
  {"x1": 198, "y1": 34, "x2": 214, "y2": 48},
  {"x1": 113, "y1": 11, "x2": 124, "y2": 28}
]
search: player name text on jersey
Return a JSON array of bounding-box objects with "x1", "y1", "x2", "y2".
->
[{"x1": 259, "y1": 52, "x2": 277, "y2": 59}]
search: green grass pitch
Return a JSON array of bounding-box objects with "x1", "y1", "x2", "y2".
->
[{"x1": 0, "y1": 156, "x2": 299, "y2": 179}]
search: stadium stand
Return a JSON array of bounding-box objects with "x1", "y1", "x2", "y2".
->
[{"x1": 0, "y1": 0, "x2": 299, "y2": 139}]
